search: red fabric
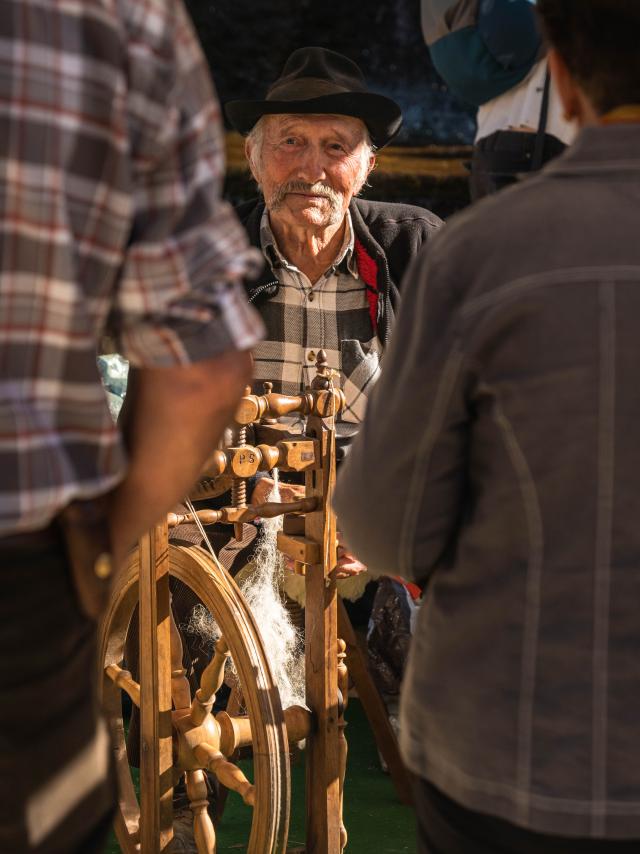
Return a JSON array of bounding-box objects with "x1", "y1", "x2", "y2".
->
[
  {"x1": 354, "y1": 238, "x2": 379, "y2": 332},
  {"x1": 391, "y1": 575, "x2": 422, "y2": 600}
]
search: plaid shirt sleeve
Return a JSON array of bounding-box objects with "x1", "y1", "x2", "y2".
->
[{"x1": 113, "y1": 0, "x2": 264, "y2": 367}]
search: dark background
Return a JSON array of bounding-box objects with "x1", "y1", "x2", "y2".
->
[
  {"x1": 184, "y1": 0, "x2": 476, "y2": 143},
  {"x1": 184, "y1": 0, "x2": 476, "y2": 216}
]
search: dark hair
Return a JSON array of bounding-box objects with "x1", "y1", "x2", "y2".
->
[{"x1": 537, "y1": 0, "x2": 640, "y2": 114}]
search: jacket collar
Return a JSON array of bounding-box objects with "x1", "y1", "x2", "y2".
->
[{"x1": 545, "y1": 124, "x2": 640, "y2": 177}]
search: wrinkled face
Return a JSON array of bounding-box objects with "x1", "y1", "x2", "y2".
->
[{"x1": 247, "y1": 114, "x2": 375, "y2": 230}]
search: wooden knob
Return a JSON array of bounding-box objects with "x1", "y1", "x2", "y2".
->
[
  {"x1": 234, "y1": 394, "x2": 266, "y2": 425},
  {"x1": 226, "y1": 446, "x2": 260, "y2": 478},
  {"x1": 201, "y1": 448, "x2": 227, "y2": 478},
  {"x1": 256, "y1": 444, "x2": 280, "y2": 471}
]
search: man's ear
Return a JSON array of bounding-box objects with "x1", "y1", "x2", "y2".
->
[
  {"x1": 548, "y1": 47, "x2": 579, "y2": 123},
  {"x1": 245, "y1": 137, "x2": 260, "y2": 185},
  {"x1": 367, "y1": 153, "x2": 376, "y2": 176},
  {"x1": 547, "y1": 47, "x2": 599, "y2": 127}
]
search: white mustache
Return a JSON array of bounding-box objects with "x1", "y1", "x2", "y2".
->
[{"x1": 269, "y1": 181, "x2": 341, "y2": 210}]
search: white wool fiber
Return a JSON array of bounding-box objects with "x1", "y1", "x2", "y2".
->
[
  {"x1": 238, "y1": 473, "x2": 306, "y2": 709},
  {"x1": 183, "y1": 603, "x2": 221, "y2": 656},
  {"x1": 182, "y1": 472, "x2": 306, "y2": 709}
]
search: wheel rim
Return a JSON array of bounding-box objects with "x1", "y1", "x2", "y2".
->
[{"x1": 99, "y1": 543, "x2": 290, "y2": 853}]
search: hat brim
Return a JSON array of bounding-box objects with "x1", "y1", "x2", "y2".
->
[{"x1": 225, "y1": 91, "x2": 402, "y2": 149}]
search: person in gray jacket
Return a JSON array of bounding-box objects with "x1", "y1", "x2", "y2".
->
[{"x1": 335, "y1": 1, "x2": 640, "y2": 851}]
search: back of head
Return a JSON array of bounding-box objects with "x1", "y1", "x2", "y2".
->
[{"x1": 537, "y1": 0, "x2": 640, "y2": 114}]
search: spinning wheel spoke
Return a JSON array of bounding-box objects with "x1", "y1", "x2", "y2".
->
[
  {"x1": 169, "y1": 603, "x2": 192, "y2": 713},
  {"x1": 191, "y1": 637, "x2": 230, "y2": 725},
  {"x1": 104, "y1": 663, "x2": 141, "y2": 708},
  {"x1": 193, "y1": 744, "x2": 256, "y2": 806},
  {"x1": 214, "y1": 685, "x2": 244, "y2": 823},
  {"x1": 185, "y1": 770, "x2": 215, "y2": 854}
]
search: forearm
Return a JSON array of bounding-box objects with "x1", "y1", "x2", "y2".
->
[{"x1": 109, "y1": 350, "x2": 252, "y2": 566}]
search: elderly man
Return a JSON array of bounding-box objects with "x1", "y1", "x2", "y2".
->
[
  {"x1": 224, "y1": 46, "x2": 442, "y2": 581},
  {"x1": 336, "y1": 1, "x2": 640, "y2": 851},
  {"x1": 226, "y1": 48, "x2": 441, "y2": 437}
]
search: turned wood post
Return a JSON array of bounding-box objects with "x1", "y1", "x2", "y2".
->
[
  {"x1": 337, "y1": 638, "x2": 349, "y2": 851},
  {"x1": 304, "y1": 403, "x2": 341, "y2": 854},
  {"x1": 138, "y1": 520, "x2": 174, "y2": 851}
]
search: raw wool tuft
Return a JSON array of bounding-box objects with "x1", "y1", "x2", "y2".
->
[
  {"x1": 181, "y1": 472, "x2": 306, "y2": 709},
  {"x1": 183, "y1": 603, "x2": 221, "y2": 656},
  {"x1": 238, "y1": 472, "x2": 306, "y2": 709}
]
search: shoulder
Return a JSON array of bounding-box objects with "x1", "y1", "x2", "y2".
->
[
  {"x1": 410, "y1": 171, "x2": 563, "y2": 307},
  {"x1": 352, "y1": 197, "x2": 443, "y2": 236},
  {"x1": 350, "y1": 198, "x2": 443, "y2": 277},
  {"x1": 351, "y1": 198, "x2": 443, "y2": 296},
  {"x1": 429, "y1": 172, "x2": 549, "y2": 259}
]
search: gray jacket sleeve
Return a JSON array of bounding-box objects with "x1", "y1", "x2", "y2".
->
[{"x1": 333, "y1": 240, "x2": 470, "y2": 585}]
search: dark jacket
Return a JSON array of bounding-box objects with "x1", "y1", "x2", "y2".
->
[
  {"x1": 335, "y1": 125, "x2": 640, "y2": 839},
  {"x1": 236, "y1": 196, "x2": 442, "y2": 346}
]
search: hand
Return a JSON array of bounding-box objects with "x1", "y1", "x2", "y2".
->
[
  {"x1": 249, "y1": 476, "x2": 306, "y2": 507},
  {"x1": 283, "y1": 530, "x2": 368, "y2": 578},
  {"x1": 335, "y1": 530, "x2": 368, "y2": 579}
]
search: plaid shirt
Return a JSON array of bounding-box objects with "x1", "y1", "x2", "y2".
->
[
  {"x1": 252, "y1": 210, "x2": 382, "y2": 437},
  {"x1": 0, "y1": 0, "x2": 263, "y2": 535}
]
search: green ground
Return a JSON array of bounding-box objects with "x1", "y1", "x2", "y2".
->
[{"x1": 106, "y1": 699, "x2": 416, "y2": 853}]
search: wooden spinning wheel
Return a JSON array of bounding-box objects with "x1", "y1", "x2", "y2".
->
[
  {"x1": 99, "y1": 538, "x2": 296, "y2": 853},
  {"x1": 100, "y1": 351, "x2": 354, "y2": 853}
]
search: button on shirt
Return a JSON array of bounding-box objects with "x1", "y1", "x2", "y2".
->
[
  {"x1": 252, "y1": 210, "x2": 383, "y2": 434},
  {"x1": 0, "y1": 0, "x2": 264, "y2": 535}
]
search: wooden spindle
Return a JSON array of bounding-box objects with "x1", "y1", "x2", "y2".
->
[
  {"x1": 191, "y1": 638, "x2": 230, "y2": 727},
  {"x1": 105, "y1": 663, "x2": 141, "y2": 708},
  {"x1": 193, "y1": 743, "x2": 255, "y2": 807},
  {"x1": 185, "y1": 770, "x2": 216, "y2": 854}
]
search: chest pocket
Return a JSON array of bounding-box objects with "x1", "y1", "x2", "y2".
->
[{"x1": 339, "y1": 338, "x2": 382, "y2": 425}]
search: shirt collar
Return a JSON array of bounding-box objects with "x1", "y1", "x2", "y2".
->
[{"x1": 259, "y1": 207, "x2": 359, "y2": 279}]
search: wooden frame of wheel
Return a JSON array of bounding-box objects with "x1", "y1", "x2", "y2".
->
[{"x1": 98, "y1": 543, "x2": 291, "y2": 853}]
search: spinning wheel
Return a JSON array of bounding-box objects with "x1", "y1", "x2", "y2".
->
[
  {"x1": 100, "y1": 352, "x2": 353, "y2": 853},
  {"x1": 99, "y1": 539, "x2": 296, "y2": 852}
]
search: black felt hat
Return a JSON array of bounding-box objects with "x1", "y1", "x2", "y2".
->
[{"x1": 225, "y1": 47, "x2": 402, "y2": 149}]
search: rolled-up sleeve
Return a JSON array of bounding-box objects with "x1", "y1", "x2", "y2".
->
[
  {"x1": 113, "y1": 0, "x2": 264, "y2": 367},
  {"x1": 333, "y1": 239, "x2": 470, "y2": 584}
]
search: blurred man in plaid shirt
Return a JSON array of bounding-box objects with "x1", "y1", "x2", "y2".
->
[{"x1": 0, "y1": 1, "x2": 264, "y2": 850}]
